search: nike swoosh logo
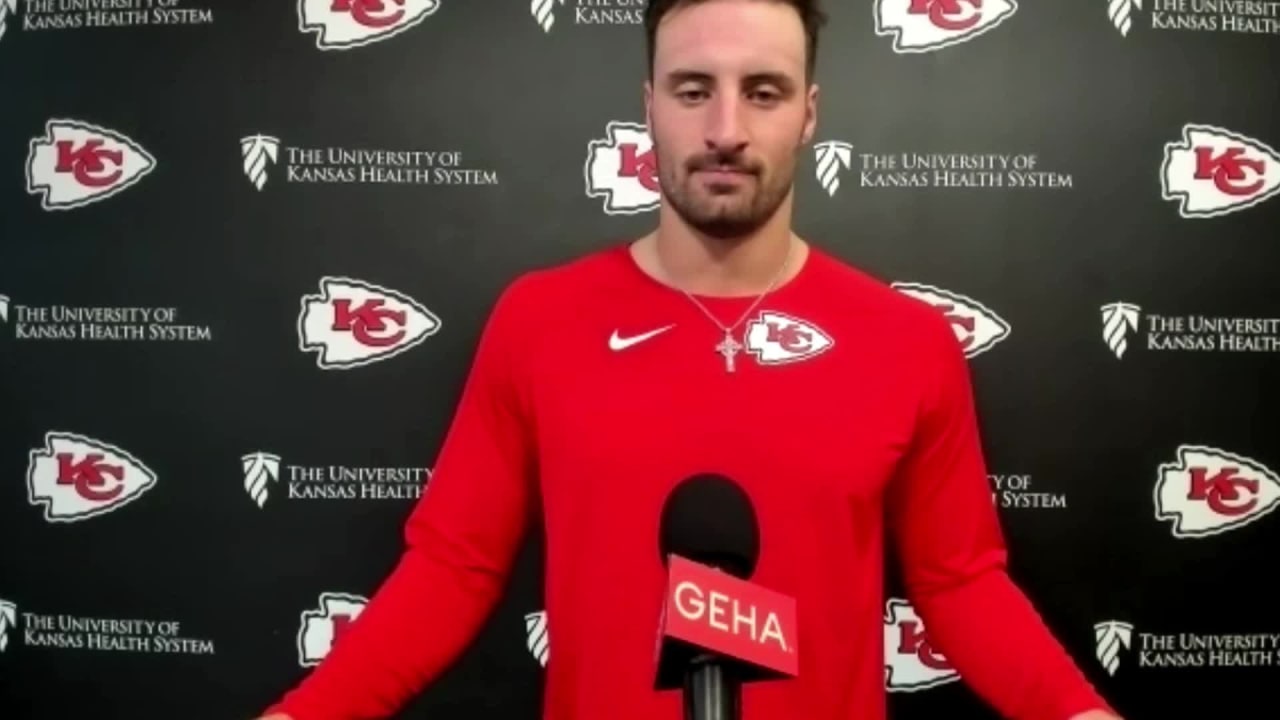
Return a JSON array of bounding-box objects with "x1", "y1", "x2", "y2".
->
[{"x1": 609, "y1": 324, "x2": 675, "y2": 351}]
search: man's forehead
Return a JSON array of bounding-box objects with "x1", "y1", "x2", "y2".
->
[
  {"x1": 656, "y1": 43, "x2": 804, "y2": 82},
  {"x1": 654, "y1": 1, "x2": 806, "y2": 75}
]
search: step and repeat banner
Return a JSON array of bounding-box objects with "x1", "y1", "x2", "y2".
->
[{"x1": 1, "y1": 1, "x2": 1277, "y2": 718}]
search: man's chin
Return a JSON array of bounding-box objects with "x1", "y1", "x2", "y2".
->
[{"x1": 685, "y1": 213, "x2": 764, "y2": 240}]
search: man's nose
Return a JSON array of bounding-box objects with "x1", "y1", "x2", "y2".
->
[{"x1": 704, "y1": 94, "x2": 749, "y2": 154}]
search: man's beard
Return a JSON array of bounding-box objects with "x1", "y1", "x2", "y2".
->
[{"x1": 657, "y1": 146, "x2": 794, "y2": 240}]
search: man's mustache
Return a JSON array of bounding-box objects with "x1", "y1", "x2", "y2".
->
[{"x1": 685, "y1": 153, "x2": 761, "y2": 174}]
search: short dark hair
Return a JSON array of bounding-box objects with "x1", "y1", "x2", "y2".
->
[{"x1": 643, "y1": 0, "x2": 828, "y2": 82}]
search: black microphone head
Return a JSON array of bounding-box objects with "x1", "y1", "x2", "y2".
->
[{"x1": 658, "y1": 473, "x2": 760, "y2": 579}]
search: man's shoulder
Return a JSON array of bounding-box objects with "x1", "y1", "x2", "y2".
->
[
  {"x1": 814, "y1": 248, "x2": 969, "y2": 389},
  {"x1": 814, "y1": 246, "x2": 952, "y2": 339},
  {"x1": 488, "y1": 239, "x2": 629, "y2": 317},
  {"x1": 497, "y1": 241, "x2": 629, "y2": 303}
]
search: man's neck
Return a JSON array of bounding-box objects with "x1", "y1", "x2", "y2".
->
[{"x1": 632, "y1": 201, "x2": 809, "y2": 298}]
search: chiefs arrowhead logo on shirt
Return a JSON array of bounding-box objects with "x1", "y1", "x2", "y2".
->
[
  {"x1": 27, "y1": 431, "x2": 158, "y2": 522},
  {"x1": 892, "y1": 282, "x2": 1010, "y2": 358},
  {"x1": 1160, "y1": 124, "x2": 1280, "y2": 219},
  {"x1": 744, "y1": 311, "x2": 835, "y2": 365},
  {"x1": 298, "y1": 276, "x2": 442, "y2": 370},
  {"x1": 584, "y1": 121, "x2": 659, "y2": 216},
  {"x1": 297, "y1": 592, "x2": 368, "y2": 667},
  {"x1": 874, "y1": 0, "x2": 1018, "y2": 53},
  {"x1": 25, "y1": 119, "x2": 156, "y2": 211},
  {"x1": 1154, "y1": 445, "x2": 1280, "y2": 538},
  {"x1": 298, "y1": 0, "x2": 440, "y2": 50},
  {"x1": 883, "y1": 598, "x2": 959, "y2": 692}
]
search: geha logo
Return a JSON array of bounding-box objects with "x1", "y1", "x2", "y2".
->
[{"x1": 672, "y1": 578, "x2": 790, "y2": 651}]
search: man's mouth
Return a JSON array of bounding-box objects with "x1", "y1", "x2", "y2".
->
[{"x1": 695, "y1": 166, "x2": 753, "y2": 179}]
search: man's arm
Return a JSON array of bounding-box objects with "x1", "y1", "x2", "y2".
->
[
  {"x1": 885, "y1": 310, "x2": 1119, "y2": 720},
  {"x1": 260, "y1": 273, "x2": 543, "y2": 720}
]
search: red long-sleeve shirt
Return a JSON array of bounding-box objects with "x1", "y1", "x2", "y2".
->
[{"x1": 265, "y1": 241, "x2": 1112, "y2": 720}]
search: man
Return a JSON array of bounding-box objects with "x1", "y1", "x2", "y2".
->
[{"x1": 260, "y1": 1, "x2": 1122, "y2": 718}]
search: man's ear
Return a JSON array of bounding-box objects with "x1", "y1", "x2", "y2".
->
[
  {"x1": 801, "y1": 82, "x2": 819, "y2": 145},
  {"x1": 644, "y1": 79, "x2": 654, "y2": 130}
]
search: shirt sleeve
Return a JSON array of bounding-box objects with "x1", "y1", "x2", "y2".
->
[
  {"x1": 262, "y1": 273, "x2": 542, "y2": 720},
  {"x1": 885, "y1": 310, "x2": 1115, "y2": 720}
]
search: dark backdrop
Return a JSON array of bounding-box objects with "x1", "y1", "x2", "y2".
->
[{"x1": 2, "y1": 1, "x2": 1278, "y2": 718}]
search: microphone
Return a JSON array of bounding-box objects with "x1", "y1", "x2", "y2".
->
[{"x1": 653, "y1": 473, "x2": 798, "y2": 720}]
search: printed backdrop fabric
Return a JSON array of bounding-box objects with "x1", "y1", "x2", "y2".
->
[{"x1": 1, "y1": 1, "x2": 1278, "y2": 718}]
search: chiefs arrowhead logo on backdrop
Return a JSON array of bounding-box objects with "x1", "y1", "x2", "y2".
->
[
  {"x1": 25, "y1": 119, "x2": 156, "y2": 211},
  {"x1": 1154, "y1": 445, "x2": 1280, "y2": 538},
  {"x1": 743, "y1": 311, "x2": 834, "y2": 365},
  {"x1": 297, "y1": 592, "x2": 368, "y2": 667},
  {"x1": 884, "y1": 598, "x2": 958, "y2": 692},
  {"x1": 585, "y1": 121, "x2": 660, "y2": 215},
  {"x1": 525, "y1": 610, "x2": 549, "y2": 668},
  {"x1": 298, "y1": 277, "x2": 442, "y2": 370},
  {"x1": 1161, "y1": 124, "x2": 1280, "y2": 219},
  {"x1": 298, "y1": 0, "x2": 440, "y2": 50},
  {"x1": 27, "y1": 431, "x2": 158, "y2": 522},
  {"x1": 892, "y1": 282, "x2": 1010, "y2": 358},
  {"x1": 874, "y1": 0, "x2": 1018, "y2": 53}
]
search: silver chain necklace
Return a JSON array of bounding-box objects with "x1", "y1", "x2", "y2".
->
[{"x1": 667, "y1": 238, "x2": 795, "y2": 373}]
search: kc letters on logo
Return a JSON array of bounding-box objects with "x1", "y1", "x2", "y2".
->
[{"x1": 297, "y1": 277, "x2": 442, "y2": 370}]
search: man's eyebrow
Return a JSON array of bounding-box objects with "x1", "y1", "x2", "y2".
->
[
  {"x1": 662, "y1": 69, "x2": 714, "y2": 86},
  {"x1": 662, "y1": 70, "x2": 797, "y2": 91}
]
